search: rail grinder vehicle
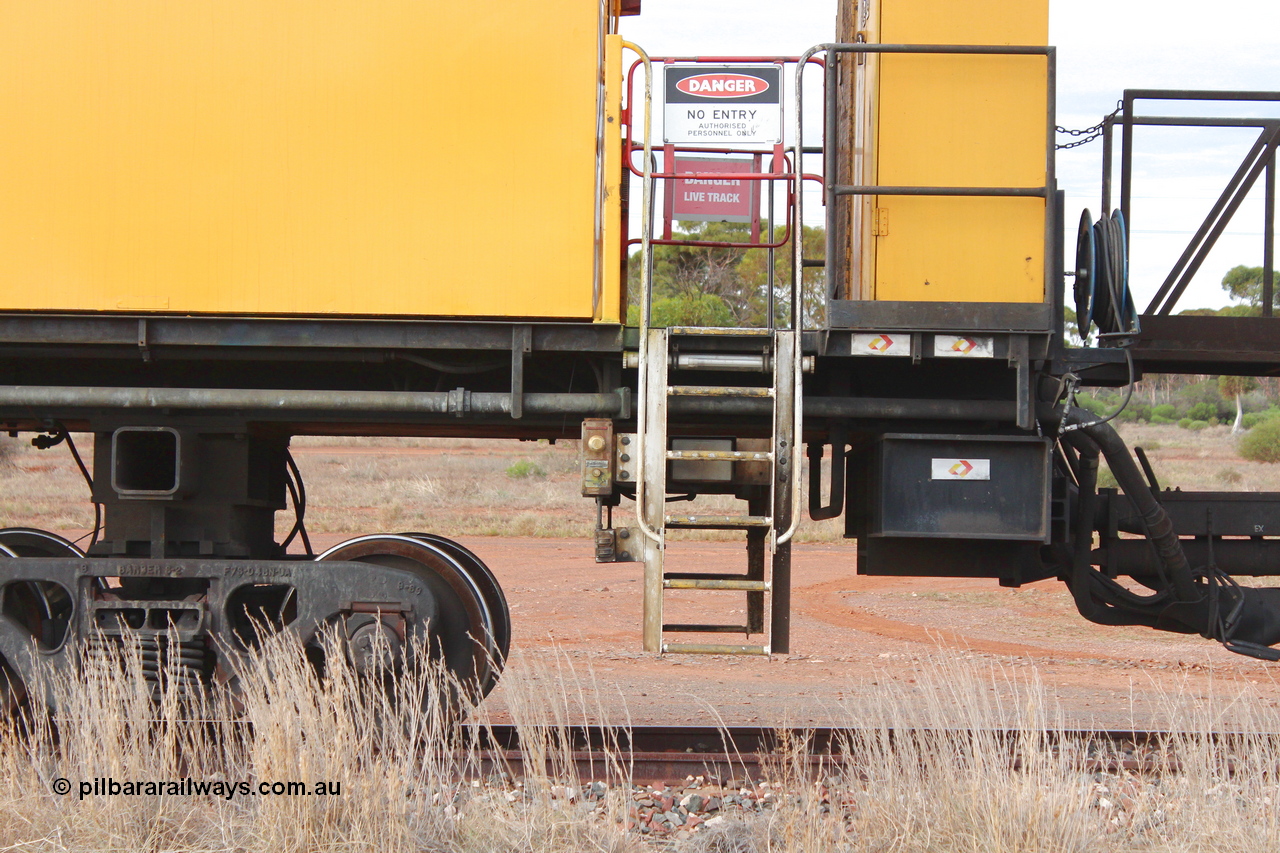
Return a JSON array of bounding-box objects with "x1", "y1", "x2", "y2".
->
[{"x1": 0, "y1": 0, "x2": 1277, "y2": 710}]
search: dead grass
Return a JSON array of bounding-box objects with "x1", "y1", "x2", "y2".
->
[
  {"x1": 1117, "y1": 422, "x2": 1280, "y2": 493},
  {"x1": 4, "y1": 639, "x2": 1280, "y2": 851}
]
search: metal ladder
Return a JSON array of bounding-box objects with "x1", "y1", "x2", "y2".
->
[
  {"x1": 625, "y1": 43, "x2": 805, "y2": 656},
  {"x1": 635, "y1": 326, "x2": 801, "y2": 655}
]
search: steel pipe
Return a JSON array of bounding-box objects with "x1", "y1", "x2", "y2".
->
[
  {"x1": 672, "y1": 353, "x2": 769, "y2": 372},
  {"x1": 0, "y1": 385, "x2": 627, "y2": 416}
]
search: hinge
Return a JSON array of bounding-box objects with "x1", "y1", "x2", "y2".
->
[{"x1": 873, "y1": 207, "x2": 889, "y2": 237}]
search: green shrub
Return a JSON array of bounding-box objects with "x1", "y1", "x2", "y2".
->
[
  {"x1": 1243, "y1": 409, "x2": 1280, "y2": 430},
  {"x1": 1177, "y1": 418, "x2": 1194, "y2": 429},
  {"x1": 1176, "y1": 378, "x2": 1227, "y2": 414},
  {"x1": 1151, "y1": 404, "x2": 1177, "y2": 420},
  {"x1": 1187, "y1": 402, "x2": 1217, "y2": 422},
  {"x1": 1187, "y1": 419, "x2": 1210, "y2": 431},
  {"x1": 1240, "y1": 418, "x2": 1280, "y2": 463},
  {"x1": 1096, "y1": 466, "x2": 1118, "y2": 489},
  {"x1": 505, "y1": 459, "x2": 546, "y2": 479},
  {"x1": 1074, "y1": 393, "x2": 1105, "y2": 416},
  {"x1": 626, "y1": 293, "x2": 735, "y2": 327},
  {"x1": 1149, "y1": 415, "x2": 1174, "y2": 425},
  {"x1": 1117, "y1": 403, "x2": 1149, "y2": 422}
]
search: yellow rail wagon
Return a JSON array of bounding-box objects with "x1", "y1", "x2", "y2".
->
[
  {"x1": 0, "y1": 0, "x2": 624, "y2": 321},
  {"x1": 0, "y1": 0, "x2": 1276, "y2": 712}
]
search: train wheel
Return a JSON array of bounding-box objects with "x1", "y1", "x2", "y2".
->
[
  {"x1": 397, "y1": 532, "x2": 510, "y2": 680},
  {"x1": 316, "y1": 534, "x2": 503, "y2": 703},
  {"x1": 0, "y1": 529, "x2": 82, "y2": 712},
  {"x1": 0, "y1": 528, "x2": 84, "y2": 560}
]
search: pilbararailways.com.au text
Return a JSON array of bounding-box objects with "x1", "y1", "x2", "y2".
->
[{"x1": 52, "y1": 777, "x2": 342, "y2": 800}]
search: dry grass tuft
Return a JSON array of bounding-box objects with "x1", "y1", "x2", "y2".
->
[{"x1": 1, "y1": 644, "x2": 1280, "y2": 851}]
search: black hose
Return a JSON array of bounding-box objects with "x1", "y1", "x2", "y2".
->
[
  {"x1": 281, "y1": 450, "x2": 313, "y2": 557},
  {"x1": 1059, "y1": 427, "x2": 1162, "y2": 628},
  {"x1": 57, "y1": 428, "x2": 102, "y2": 549},
  {"x1": 1049, "y1": 404, "x2": 1197, "y2": 601},
  {"x1": 1049, "y1": 403, "x2": 1280, "y2": 654}
]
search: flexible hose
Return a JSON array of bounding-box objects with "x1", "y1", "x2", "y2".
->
[{"x1": 1047, "y1": 404, "x2": 1197, "y2": 601}]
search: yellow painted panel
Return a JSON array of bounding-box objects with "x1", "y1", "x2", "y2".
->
[
  {"x1": 872, "y1": 0, "x2": 1048, "y2": 304},
  {"x1": 0, "y1": 1, "x2": 612, "y2": 319},
  {"x1": 599, "y1": 35, "x2": 625, "y2": 323},
  {"x1": 879, "y1": 0, "x2": 1046, "y2": 45},
  {"x1": 873, "y1": 198, "x2": 1045, "y2": 302}
]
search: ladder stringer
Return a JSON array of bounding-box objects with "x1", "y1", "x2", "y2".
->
[
  {"x1": 768, "y1": 328, "x2": 799, "y2": 654},
  {"x1": 639, "y1": 326, "x2": 669, "y2": 653}
]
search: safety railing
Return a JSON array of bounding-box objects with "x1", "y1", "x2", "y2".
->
[
  {"x1": 794, "y1": 43, "x2": 1057, "y2": 312},
  {"x1": 621, "y1": 53, "x2": 823, "y2": 331},
  {"x1": 1103, "y1": 90, "x2": 1280, "y2": 317}
]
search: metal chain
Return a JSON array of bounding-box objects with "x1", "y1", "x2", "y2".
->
[{"x1": 1055, "y1": 100, "x2": 1124, "y2": 150}]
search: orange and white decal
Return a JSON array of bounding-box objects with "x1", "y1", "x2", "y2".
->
[
  {"x1": 931, "y1": 458, "x2": 991, "y2": 480},
  {"x1": 851, "y1": 333, "x2": 909, "y2": 356},
  {"x1": 934, "y1": 335, "x2": 994, "y2": 358}
]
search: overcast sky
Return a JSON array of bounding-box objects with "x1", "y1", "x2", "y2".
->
[{"x1": 621, "y1": 0, "x2": 1280, "y2": 310}]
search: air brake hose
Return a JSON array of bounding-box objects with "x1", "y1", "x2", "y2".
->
[
  {"x1": 1060, "y1": 427, "x2": 1160, "y2": 627},
  {"x1": 1046, "y1": 404, "x2": 1280, "y2": 654},
  {"x1": 1045, "y1": 404, "x2": 1198, "y2": 601},
  {"x1": 1063, "y1": 426, "x2": 1110, "y2": 622}
]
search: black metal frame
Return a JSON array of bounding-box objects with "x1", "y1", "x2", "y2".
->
[
  {"x1": 1104, "y1": 89, "x2": 1280, "y2": 317},
  {"x1": 0, "y1": 315, "x2": 632, "y2": 435}
]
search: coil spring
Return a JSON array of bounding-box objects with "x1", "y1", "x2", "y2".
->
[{"x1": 87, "y1": 634, "x2": 206, "y2": 700}]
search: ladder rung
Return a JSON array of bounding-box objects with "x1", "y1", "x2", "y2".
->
[
  {"x1": 662, "y1": 642, "x2": 771, "y2": 656},
  {"x1": 667, "y1": 326, "x2": 774, "y2": 337},
  {"x1": 663, "y1": 578, "x2": 770, "y2": 591},
  {"x1": 663, "y1": 572, "x2": 755, "y2": 581},
  {"x1": 672, "y1": 353, "x2": 770, "y2": 373},
  {"x1": 666, "y1": 449, "x2": 773, "y2": 462},
  {"x1": 666, "y1": 514, "x2": 771, "y2": 529},
  {"x1": 667, "y1": 385, "x2": 773, "y2": 398},
  {"x1": 663, "y1": 623, "x2": 753, "y2": 634}
]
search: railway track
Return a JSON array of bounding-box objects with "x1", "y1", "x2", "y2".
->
[{"x1": 467, "y1": 725, "x2": 1218, "y2": 783}]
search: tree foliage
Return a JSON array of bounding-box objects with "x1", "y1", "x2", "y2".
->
[
  {"x1": 1221, "y1": 264, "x2": 1280, "y2": 310},
  {"x1": 627, "y1": 221, "x2": 826, "y2": 328},
  {"x1": 1219, "y1": 375, "x2": 1259, "y2": 399},
  {"x1": 1220, "y1": 374, "x2": 1262, "y2": 434}
]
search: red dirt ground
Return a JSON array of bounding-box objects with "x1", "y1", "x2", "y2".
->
[{"x1": 309, "y1": 533, "x2": 1280, "y2": 729}]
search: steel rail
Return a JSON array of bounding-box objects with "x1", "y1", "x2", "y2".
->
[{"x1": 465, "y1": 724, "x2": 1247, "y2": 783}]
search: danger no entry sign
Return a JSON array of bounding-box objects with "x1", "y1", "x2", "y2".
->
[{"x1": 663, "y1": 64, "x2": 782, "y2": 145}]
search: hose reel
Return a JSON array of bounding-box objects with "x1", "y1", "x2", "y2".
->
[{"x1": 1074, "y1": 209, "x2": 1138, "y2": 341}]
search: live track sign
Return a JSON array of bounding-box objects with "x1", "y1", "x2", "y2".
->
[{"x1": 663, "y1": 64, "x2": 782, "y2": 145}]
